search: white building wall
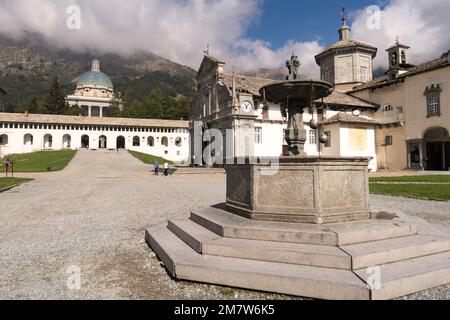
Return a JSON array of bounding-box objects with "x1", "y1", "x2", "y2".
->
[{"x1": 0, "y1": 125, "x2": 190, "y2": 163}]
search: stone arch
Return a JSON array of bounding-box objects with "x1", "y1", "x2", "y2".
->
[
  {"x1": 81, "y1": 135, "x2": 90, "y2": 148},
  {"x1": 423, "y1": 127, "x2": 450, "y2": 171},
  {"x1": 99, "y1": 135, "x2": 107, "y2": 149},
  {"x1": 62, "y1": 134, "x2": 71, "y2": 149},
  {"x1": 0, "y1": 134, "x2": 8, "y2": 146},
  {"x1": 24, "y1": 134, "x2": 34, "y2": 146},
  {"x1": 116, "y1": 136, "x2": 126, "y2": 149},
  {"x1": 43, "y1": 134, "x2": 53, "y2": 149}
]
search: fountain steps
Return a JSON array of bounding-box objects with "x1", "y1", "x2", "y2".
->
[
  {"x1": 190, "y1": 206, "x2": 418, "y2": 246},
  {"x1": 146, "y1": 207, "x2": 450, "y2": 300}
]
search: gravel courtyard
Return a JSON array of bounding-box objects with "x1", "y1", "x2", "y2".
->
[{"x1": 0, "y1": 150, "x2": 449, "y2": 300}]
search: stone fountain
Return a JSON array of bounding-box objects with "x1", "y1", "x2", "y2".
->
[
  {"x1": 226, "y1": 54, "x2": 371, "y2": 224},
  {"x1": 146, "y1": 55, "x2": 450, "y2": 300}
]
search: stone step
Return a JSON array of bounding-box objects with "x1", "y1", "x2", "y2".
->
[
  {"x1": 191, "y1": 206, "x2": 339, "y2": 246},
  {"x1": 355, "y1": 251, "x2": 450, "y2": 300},
  {"x1": 146, "y1": 223, "x2": 370, "y2": 300},
  {"x1": 191, "y1": 206, "x2": 418, "y2": 246},
  {"x1": 202, "y1": 237, "x2": 352, "y2": 270},
  {"x1": 342, "y1": 235, "x2": 450, "y2": 269},
  {"x1": 327, "y1": 219, "x2": 418, "y2": 246},
  {"x1": 168, "y1": 218, "x2": 221, "y2": 253},
  {"x1": 145, "y1": 224, "x2": 197, "y2": 276}
]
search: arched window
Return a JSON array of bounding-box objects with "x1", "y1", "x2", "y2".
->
[
  {"x1": 175, "y1": 137, "x2": 182, "y2": 147},
  {"x1": 43, "y1": 134, "x2": 53, "y2": 149},
  {"x1": 147, "y1": 136, "x2": 155, "y2": 147},
  {"x1": 0, "y1": 134, "x2": 8, "y2": 146},
  {"x1": 24, "y1": 134, "x2": 33, "y2": 146},
  {"x1": 133, "y1": 136, "x2": 140, "y2": 147},
  {"x1": 161, "y1": 137, "x2": 169, "y2": 147}
]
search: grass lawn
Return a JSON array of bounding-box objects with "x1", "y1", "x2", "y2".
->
[
  {"x1": 128, "y1": 151, "x2": 177, "y2": 175},
  {"x1": 0, "y1": 178, "x2": 33, "y2": 191},
  {"x1": 370, "y1": 175, "x2": 450, "y2": 183},
  {"x1": 0, "y1": 150, "x2": 77, "y2": 172},
  {"x1": 128, "y1": 151, "x2": 173, "y2": 165},
  {"x1": 370, "y1": 184, "x2": 450, "y2": 201}
]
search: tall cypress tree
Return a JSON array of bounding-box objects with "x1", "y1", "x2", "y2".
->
[{"x1": 45, "y1": 76, "x2": 66, "y2": 114}]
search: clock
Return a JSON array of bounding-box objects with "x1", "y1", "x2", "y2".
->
[{"x1": 241, "y1": 100, "x2": 253, "y2": 113}]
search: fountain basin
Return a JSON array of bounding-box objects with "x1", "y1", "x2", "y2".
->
[
  {"x1": 260, "y1": 80, "x2": 334, "y2": 103},
  {"x1": 225, "y1": 157, "x2": 371, "y2": 224}
]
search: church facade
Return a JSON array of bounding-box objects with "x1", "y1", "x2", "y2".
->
[
  {"x1": 65, "y1": 59, "x2": 122, "y2": 117},
  {"x1": 190, "y1": 16, "x2": 449, "y2": 172}
]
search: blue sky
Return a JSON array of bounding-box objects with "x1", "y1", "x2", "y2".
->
[{"x1": 246, "y1": 0, "x2": 381, "y2": 48}]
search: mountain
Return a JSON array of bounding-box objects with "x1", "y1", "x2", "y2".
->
[{"x1": 0, "y1": 33, "x2": 197, "y2": 111}]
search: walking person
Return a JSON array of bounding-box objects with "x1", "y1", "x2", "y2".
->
[
  {"x1": 153, "y1": 160, "x2": 160, "y2": 176},
  {"x1": 4, "y1": 158, "x2": 10, "y2": 178},
  {"x1": 164, "y1": 162, "x2": 169, "y2": 177}
]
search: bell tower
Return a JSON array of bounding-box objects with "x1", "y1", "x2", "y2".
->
[{"x1": 386, "y1": 38, "x2": 410, "y2": 80}]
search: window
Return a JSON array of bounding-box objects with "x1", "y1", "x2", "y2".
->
[
  {"x1": 254, "y1": 127, "x2": 262, "y2": 144},
  {"x1": 324, "y1": 131, "x2": 331, "y2": 148},
  {"x1": 309, "y1": 130, "x2": 317, "y2": 145},
  {"x1": 148, "y1": 136, "x2": 155, "y2": 147},
  {"x1": 428, "y1": 97, "x2": 440, "y2": 117},
  {"x1": 383, "y1": 105, "x2": 393, "y2": 112},
  {"x1": 360, "y1": 66, "x2": 368, "y2": 83},
  {"x1": 161, "y1": 137, "x2": 169, "y2": 147},
  {"x1": 385, "y1": 136, "x2": 393, "y2": 146},
  {"x1": 175, "y1": 137, "x2": 182, "y2": 147},
  {"x1": 425, "y1": 85, "x2": 442, "y2": 117}
]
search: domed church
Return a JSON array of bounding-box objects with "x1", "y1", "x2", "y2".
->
[{"x1": 65, "y1": 59, "x2": 122, "y2": 117}]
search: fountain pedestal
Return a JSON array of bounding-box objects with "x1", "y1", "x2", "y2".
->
[{"x1": 225, "y1": 157, "x2": 371, "y2": 224}]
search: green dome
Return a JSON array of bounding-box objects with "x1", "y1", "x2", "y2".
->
[{"x1": 77, "y1": 70, "x2": 113, "y2": 90}]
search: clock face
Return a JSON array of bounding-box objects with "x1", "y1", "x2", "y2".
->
[{"x1": 241, "y1": 100, "x2": 253, "y2": 113}]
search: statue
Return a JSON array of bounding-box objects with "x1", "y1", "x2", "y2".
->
[{"x1": 286, "y1": 53, "x2": 300, "y2": 80}]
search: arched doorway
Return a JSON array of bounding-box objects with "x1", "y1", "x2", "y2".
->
[
  {"x1": 43, "y1": 134, "x2": 53, "y2": 149},
  {"x1": 24, "y1": 134, "x2": 33, "y2": 146},
  {"x1": 99, "y1": 135, "x2": 107, "y2": 149},
  {"x1": 116, "y1": 136, "x2": 126, "y2": 149},
  {"x1": 62, "y1": 135, "x2": 71, "y2": 149},
  {"x1": 423, "y1": 127, "x2": 450, "y2": 171},
  {"x1": 81, "y1": 135, "x2": 90, "y2": 149}
]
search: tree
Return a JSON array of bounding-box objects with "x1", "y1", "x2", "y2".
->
[
  {"x1": 44, "y1": 76, "x2": 67, "y2": 114},
  {"x1": 64, "y1": 103, "x2": 82, "y2": 116}
]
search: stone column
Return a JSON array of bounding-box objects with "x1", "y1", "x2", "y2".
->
[
  {"x1": 100, "y1": 107, "x2": 103, "y2": 118},
  {"x1": 419, "y1": 140, "x2": 425, "y2": 170},
  {"x1": 88, "y1": 106, "x2": 92, "y2": 117}
]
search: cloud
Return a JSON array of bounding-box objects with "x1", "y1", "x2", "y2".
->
[
  {"x1": 350, "y1": 0, "x2": 450, "y2": 69},
  {"x1": 0, "y1": 0, "x2": 323, "y2": 77},
  {"x1": 0, "y1": 0, "x2": 447, "y2": 78}
]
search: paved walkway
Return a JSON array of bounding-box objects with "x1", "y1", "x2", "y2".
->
[
  {"x1": 0, "y1": 150, "x2": 226, "y2": 300},
  {"x1": 0, "y1": 150, "x2": 449, "y2": 300}
]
